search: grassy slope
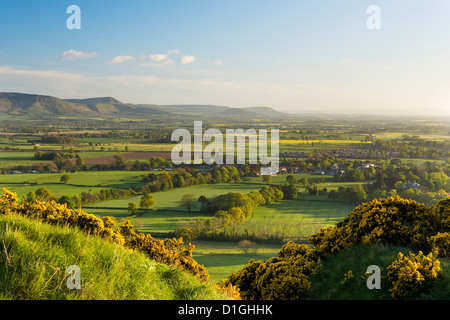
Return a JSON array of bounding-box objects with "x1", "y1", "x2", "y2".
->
[
  {"x1": 308, "y1": 243, "x2": 450, "y2": 300},
  {"x1": 0, "y1": 213, "x2": 228, "y2": 300}
]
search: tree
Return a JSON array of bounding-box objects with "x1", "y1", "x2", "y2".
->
[
  {"x1": 262, "y1": 175, "x2": 272, "y2": 185},
  {"x1": 114, "y1": 154, "x2": 125, "y2": 168},
  {"x1": 198, "y1": 195, "x2": 212, "y2": 213},
  {"x1": 26, "y1": 191, "x2": 36, "y2": 202},
  {"x1": 58, "y1": 195, "x2": 75, "y2": 208},
  {"x1": 299, "y1": 177, "x2": 308, "y2": 188},
  {"x1": 328, "y1": 189, "x2": 339, "y2": 200},
  {"x1": 128, "y1": 202, "x2": 138, "y2": 214},
  {"x1": 160, "y1": 181, "x2": 171, "y2": 191},
  {"x1": 35, "y1": 187, "x2": 53, "y2": 200},
  {"x1": 140, "y1": 193, "x2": 155, "y2": 211},
  {"x1": 75, "y1": 154, "x2": 84, "y2": 169},
  {"x1": 282, "y1": 183, "x2": 298, "y2": 200},
  {"x1": 231, "y1": 174, "x2": 242, "y2": 183},
  {"x1": 286, "y1": 175, "x2": 297, "y2": 185},
  {"x1": 172, "y1": 174, "x2": 185, "y2": 188},
  {"x1": 238, "y1": 240, "x2": 257, "y2": 255},
  {"x1": 228, "y1": 207, "x2": 246, "y2": 221},
  {"x1": 60, "y1": 174, "x2": 71, "y2": 184},
  {"x1": 181, "y1": 194, "x2": 196, "y2": 212},
  {"x1": 307, "y1": 184, "x2": 319, "y2": 195}
]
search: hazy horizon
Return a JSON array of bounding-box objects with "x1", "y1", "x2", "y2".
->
[{"x1": 0, "y1": 1, "x2": 449, "y2": 116}]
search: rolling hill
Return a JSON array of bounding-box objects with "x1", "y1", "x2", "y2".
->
[
  {"x1": 0, "y1": 92, "x2": 286, "y2": 119},
  {"x1": 0, "y1": 92, "x2": 94, "y2": 117},
  {"x1": 0, "y1": 212, "x2": 229, "y2": 300}
]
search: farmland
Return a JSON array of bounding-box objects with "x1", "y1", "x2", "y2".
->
[{"x1": 0, "y1": 115, "x2": 449, "y2": 281}]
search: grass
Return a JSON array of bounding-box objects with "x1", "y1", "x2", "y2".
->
[
  {"x1": 0, "y1": 171, "x2": 147, "y2": 199},
  {"x1": 0, "y1": 213, "x2": 229, "y2": 300},
  {"x1": 86, "y1": 188, "x2": 352, "y2": 238},
  {"x1": 191, "y1": 240, "x2": 282, "y2": 282},
  {"x1": 307, "y1": 243, "x2": 450, "y2": 300},
  {"x1": 280, "y1": 139, "x2": 372, "y2": 144},
  {"x1": 85, "y1": 175, "x2": 355, "y2": 240},
  {"x1": 251, "y1": 199, "x2": 352, "y2": 226},
  {"x1": 0, "y1": 151, "x2": 36, "y2": 163},
  {"x1": 88, "y1": 209, "x2": 212, "y2": 234},
  {"x1": 0, "y1": 170, "x2": 357, "y2": 241},
  {"x1": 87, "y1": 180, "x2": 263, "y2": 211}
]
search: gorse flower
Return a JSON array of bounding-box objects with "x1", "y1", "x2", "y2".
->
[{"x1": 0, "y1": 188, "x2": 209, "y2": 283}]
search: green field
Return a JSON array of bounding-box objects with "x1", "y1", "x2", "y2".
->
[
  {"x1": 84, "y1": 175, "x2": 354, "y2": 249},
  {"x1": 0, "y1": 171, "x2": 147, "y2": 198},
  {"x1": 88, "y1": 180, "x2": 262, "y2": 210},
  {"x1": 191, "y1": 240, "x2": 282, "y2": 282}
]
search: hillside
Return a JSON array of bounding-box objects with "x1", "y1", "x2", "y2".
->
[
  {"x1": 0, "y1": 92, "x2": 94, "y2": 117},
  {"x1": 225, "y1": 197, "x2": 450, "y2": 300},
  {"x1": 0, "y1": 92, "x2": 285, "y2": 119},
  {"x1": 0, "y1": 213, "x2": 229, "y2": 300},
  {"x1": 0, "y1": 188, "x2": 233, "y2": 300}
]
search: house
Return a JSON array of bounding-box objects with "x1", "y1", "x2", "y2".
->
[
  {"x1": 260, "y1": 167, "x2": 278, "y2": 175},
  {"x1": 404, "y1": 182, "x2": 421, "y2": 189},
  {"x1": 359, "y1": 163, "x2": 376, "y2": 170},
  {"x1": 6, "y1": 170, "x2": 22, "y2": 174}
]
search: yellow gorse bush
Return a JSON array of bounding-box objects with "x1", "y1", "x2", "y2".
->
[
  {"x1": 309, "y1": 196, "x2": 450, "y2": 255},
  {"x1": 126, "y1": 233, "x2": 209, "y2": 282},
  {"x1": 225, "y1": 242, "x2": 321, "y2": 300},
  {"x1": 428, "y1": 232, "x2": 450, "y2": 258},
  {"x1": 387, "y1": 251, "x2": 441, "y2": 299},
  {"x1": 228, "y1": 196, "x2": 449, "y2": 300},
  {"x1": 0, "y1": 188, "x2": 210, "y2": 283}
]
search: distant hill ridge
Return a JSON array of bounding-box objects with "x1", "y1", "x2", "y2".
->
[{"x1": 0, "y1": 92, "x2": 285, "y2": 119}]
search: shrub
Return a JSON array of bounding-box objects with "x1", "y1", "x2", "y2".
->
[
  {"x1": 0, "y1": 189, "x2": 209, "y2": 282},
  {"x1": 174, "y1": 227, "x2": 197, "y2": 242},
  {"x1": 126, "y1": 233, "x2": 209, "y2": 282},
  {"x1": 387, "y1": 251, "x2": 441, "y2": 299},
  {"x1": 226, "y1": 241, "x2": 321, "y2": 300},
  {"x1": 309, "y1": 196, "x2": 450, "y2": 256},
  {"x1": 428, "y1": 232, "x2": 450, "y2": 258},
  {"x1": 214, "y1": 281, "x2": 241, "y2": 300}
]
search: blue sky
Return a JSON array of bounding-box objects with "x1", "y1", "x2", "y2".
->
[{"x1": 0, "y1": 0, "x2": 449, "y2": 115}]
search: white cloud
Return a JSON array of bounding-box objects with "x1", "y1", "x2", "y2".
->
[
  {"x1": 149, "y1": 50, "x2": 179, "y2": 66},
  {"x1": 161, "y1": 58, "x2": 174, "y2": 66},
  {"x1": 149, "y1": 54, "x2": 168, "y2": 62},
  {"x1": 180, "y1": 55, "x2": 196, "y2": 65},
  {"x1": 61, "y1": 49, "x2": 97, "y2": 60},
  {"x1": 213, "y1": 60, "x2": 223, "y2": 66},
  {"x1": 167, "y1": 49, "x2": 180, "y2": 55},
  {"x1": 107, "y1": 56, "x2": 136, "y2": 64},
  {"x1": 106, "y1": 50, "x2": 188, "y2": 66}
]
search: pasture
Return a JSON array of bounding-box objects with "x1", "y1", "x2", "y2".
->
[
  {"x1": 0, "y1": 171, "x2": 147, "y2": 198},
  {"x1": 191, "y1": 240, "x2": 282, "y2": 281}
]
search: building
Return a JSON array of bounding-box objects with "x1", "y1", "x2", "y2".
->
[{"x1": 404, "y1": 182, "x2": 421, "y2": 189}]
